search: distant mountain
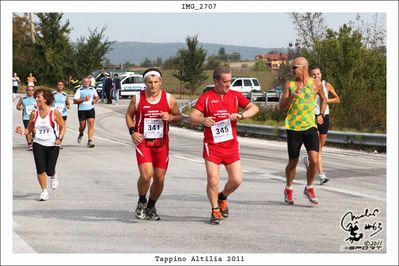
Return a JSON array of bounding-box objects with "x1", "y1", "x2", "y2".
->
[{"x1": 105, "y1": 41, "x2": 286, "y2": 65}]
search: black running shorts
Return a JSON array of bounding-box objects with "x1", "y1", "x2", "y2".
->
[
  {"x1": 23, "y1": 120, "x2": 29, "y2": 128},
  {"x1": 316, "y1": 114, "x2": 330, "y2": 135},
  {"x1": 286, "y1": 127, "x2": 319, "y2": 159},
  {"x1": 32, "y1": 142, "x2": 60, "y2": 176},
  {"x1": 78, "y1": 108, "x2": 95, "y2": 121}
]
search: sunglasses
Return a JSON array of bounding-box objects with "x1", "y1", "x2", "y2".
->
[
  {"x1": 27, "y1": 89, "x2": 34, "y2": 91},
  {"x1": 292, "y1": 65, "x2": 304, "y2": 70}
]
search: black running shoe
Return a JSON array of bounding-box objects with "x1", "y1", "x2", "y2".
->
[{"x1": 145, "y1": 206, "x2": 160, "y2": 221}]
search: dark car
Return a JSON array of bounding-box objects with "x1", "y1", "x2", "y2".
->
[{"x1": 202, "y1": 85, "x2": 214, "y2": 93}]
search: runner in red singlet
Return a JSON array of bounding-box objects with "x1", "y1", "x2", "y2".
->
[
  {"x1": 125, "y1": 68, "x2": 182, "y2": 221},
  {"x1": 189, "y1": 65, "x2": 259, "y2": 224}
]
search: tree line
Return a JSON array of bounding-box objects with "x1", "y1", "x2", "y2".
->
[
  {"x1": 273, "y1": 13, "x2": 386, "y2": 133},
  {"x1": 13, "y1": 13, "x2": 113, "y2": 86}
]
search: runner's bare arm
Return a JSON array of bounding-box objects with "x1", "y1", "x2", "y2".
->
[
  {"x1": 54, "y1": 109, "x2": 65, "y2": 144},
  {"x1": 240, "y1": 102, "x2": 259, "y2": 120},
  {"x1": 125, "y1": 95, "x2": 136, "y2": 129},
  {"x1": 161, "y1": 95, "x2": 183, "y2": 123},
  {"x1": 16, "y1": 97, "x2": 23, "y2": 110},
  {"x1": 16, "y1": 112, "x2": 36, "y2": 135},
  {"x1": 125, "y1": 95, "x2": 143, "y2": 145},
  {"x1": 65, "y1": 95, "x2": 70, "y2": 109},
  {"x1": 326, "y1": 82, "x2": 340, "y2": 104},
  {"x1": 189, "y1": 108, "x2": 215, "y2": 127},
  {"x1": 316, "y1": 81, "x2": 327, "y2": 115}
]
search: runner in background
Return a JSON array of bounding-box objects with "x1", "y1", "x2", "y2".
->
[
  {"x1": 303, "y1": 67, "x2": 340, "y2": 184},
  {"x1": 52, "y1": 81, "x2": 70, "y2": 149},
  {"x1": 16, "y1": 86, "x2": 37, "y2": 151}
]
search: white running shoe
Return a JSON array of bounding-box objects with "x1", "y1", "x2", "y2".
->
[
  {"x1": 318, "y1": 172, "x2": 330, "y2": 185},
  {"x1": 39, "y1": 190, "x2": 49, "y2": 201},
  {"x1": 50, "y1": 174, "x2": 59, "y2": 190},
  {"x1": 303, "y1": 155, "x2": 310, "y2": 168}
]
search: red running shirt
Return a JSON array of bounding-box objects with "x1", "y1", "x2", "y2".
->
[
  {"x1": 134, "y1": 90, "x2": 171, "y2": 140},
  {"x1": 194, "y1": 89, "x2": 250, "y2": 145}
]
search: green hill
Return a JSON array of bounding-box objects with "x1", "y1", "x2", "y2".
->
[{"x1": 106, "y1": 41, "x2": 286, "y2": 65}]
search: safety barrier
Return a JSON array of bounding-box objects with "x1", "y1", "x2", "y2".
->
[{"x1": 179, "y1": 101, "x2": 386, "y2": 147}]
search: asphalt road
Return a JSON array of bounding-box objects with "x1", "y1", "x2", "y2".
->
[{"x1": 12, "y1": 97, "x2": 386, "y2": 255}]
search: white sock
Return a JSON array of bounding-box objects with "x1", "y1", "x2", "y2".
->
[
  {"x1": 286, "y1": 186, "x2": 293, "y2": 190},
  {"x1": 306, "y1": 185, "x2": 314, "y2": 189}
]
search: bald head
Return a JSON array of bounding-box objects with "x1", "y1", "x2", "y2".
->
[{"x1": 293, "y1": 57, "x2": 308, "y2": 68}]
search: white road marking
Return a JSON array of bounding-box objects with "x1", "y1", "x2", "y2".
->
[
  {"x1": 67, "y1": 128, "x2": 131, "y2": 147},
  {"x1": 173, "y1": 155, "x2": 203, "y2": 163},
  {"x1": 266, "y1": 174, "x2": 386, "y2": 202}
]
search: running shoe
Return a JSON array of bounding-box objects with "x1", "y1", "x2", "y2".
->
[
  {"x1": 284, "y1": 188, "x2": 294, "y2": 205},
  {"x1": 135, "y1": 202, "x2": 147, "y2": 220},
  {"x1": 28, "y1": 143, "x2": 33, "y2": 151},
  {"x1": 77, "y1": 134, "x2": 83, "y2": 143},
  {"x1": 318, "y1": 172, "x2": 330, "y2": 185},
  {"x1": 218, "y1": 199, "x2": 229, "y2": 218},
  {"x1": 210, "y1": 208, "x2": 222, "y2": 225},
  {"x1": 87, "y1": 140, "x2": 95, "y2": 148},
  {"x1": 303, "y1": 155, "x2": 309, "y2": 168},
  {"x1": 50, "y1": 174, "x2": 58, "y2": 190},
  {"x1": 304, "y1": 186, "x2": 319, "y2": 205},
  {"x1": 145, "y1": 206, "x2": 160, "y2": 221},
  {"x1": 39, "y1": 190, "x2": 49, "y2": 201}
]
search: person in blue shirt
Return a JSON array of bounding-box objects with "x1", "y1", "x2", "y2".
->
[
  {"x1": 73, "y1": 77, "x2": 99, "y2": 148},
  {"x1": 16, "y1": 86, "x2": 37, "y2": 151},
  {"x1": 52, "y1": 81, "x2": 70, "y2": 122}
]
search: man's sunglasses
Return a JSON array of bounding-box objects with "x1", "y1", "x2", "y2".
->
[{"x1": 292, "y1": 65, "x2": 303, "y2": 70}]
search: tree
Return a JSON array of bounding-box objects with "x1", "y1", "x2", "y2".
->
[
  {"x1": 70, "y1": 26, "x2": 114, "y2": 78},
  {"x1": 289, "y1": 13, "x2": 386, "y2": 132},
  {"x1": 13, "y1": 13, "x2": 36, "y2": 80},
  {"x1": 229, "y1": 52, "x2": 241, "y2": 62},
  {"x1": 34, "y1": 13, "x2": 73, "y2": 83},
  {"x1": 289, "y1": 13, "x2": 327, "y2": 64},
  {"x1": 155, "y1": 57, "x2": 163, "y2": 67},
  {"x1": 218, "y1": 47, "x2": 227, "y2": 61},
  {"x1": 140, "y1": 57, "x2": 153, "y2": 67},
  {"x1": 205, "y1": 55, "x2": 221, "y2": 70},
  {"x1": 162, "y1": 56, "x2": 176, "y2": 70},
  {"x1": 348, "y1": 13, "x2": 386, "y2": 49},
  {"x1": 172, "y1": 35, "x2": 207, "y2": 94},
  {"x1": 252, "y1": 59, "x2": 269, "y2": 72}
]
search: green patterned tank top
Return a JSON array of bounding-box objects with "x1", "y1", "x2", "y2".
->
[{"x1": 285, "y1": 79, "x2": 317, "y2": 131}]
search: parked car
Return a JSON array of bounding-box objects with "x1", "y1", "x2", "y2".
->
[
  {"x1": 202, "y1": 85, "x2": 214, "y2": 93},
  {"x1": 266, "y1": 84, "x2": 283, "y2": 102},
  {"x1": 230, "y1": 77, "x2": 262, "y2": 99},
  {"x1": 96, "y1": 73, "x2": 146, "y2": 98}
]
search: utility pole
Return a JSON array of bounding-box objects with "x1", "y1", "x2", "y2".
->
[{"x1": 29, "y1": 13, "x2": 36, "y2": 44}]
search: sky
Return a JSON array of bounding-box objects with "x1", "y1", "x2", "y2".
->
[{"x1": 59, "y1": 12, "x2": 386, "y2": 48}]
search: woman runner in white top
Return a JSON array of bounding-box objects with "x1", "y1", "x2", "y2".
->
[
  {"x1": 16, "y1": 88, "x2": 66, "y2": 201},
  {"x1": 309, "y1": 67, "x2": 340, "y2": 184}
]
